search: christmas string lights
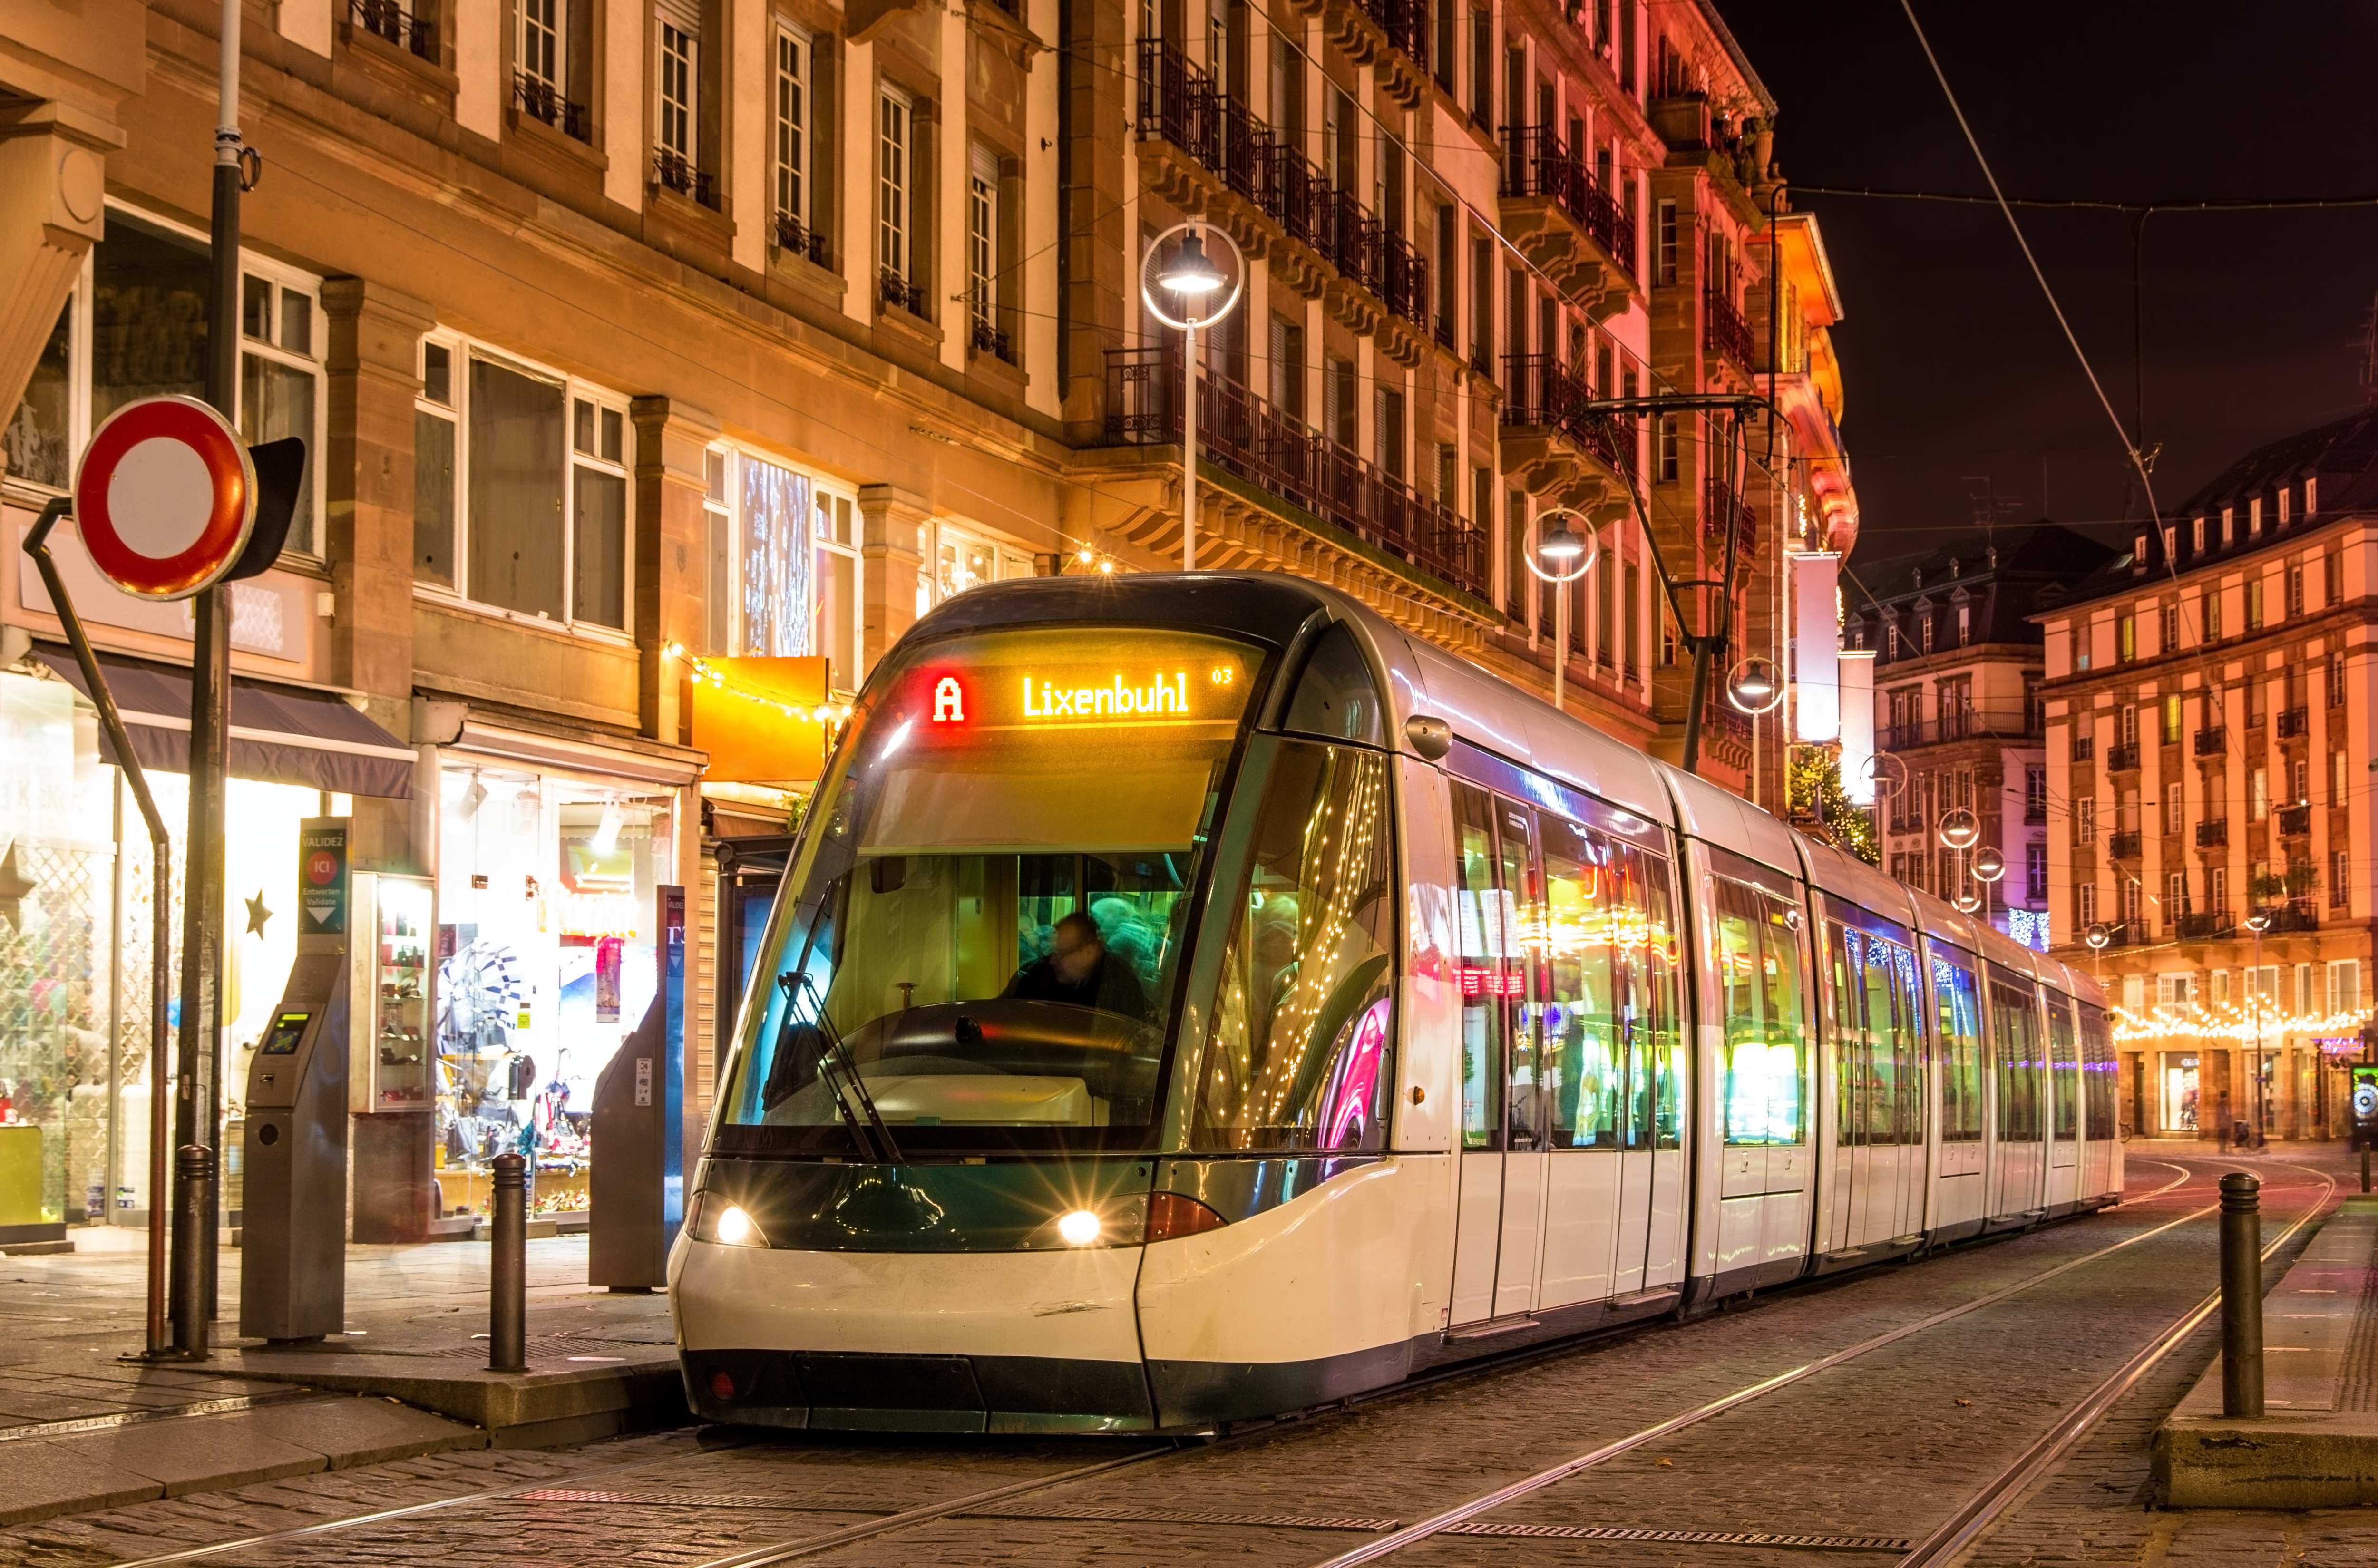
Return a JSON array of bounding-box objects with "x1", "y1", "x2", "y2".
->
[
  {"x1": 2110, "y1": 1001, "x2": 2374, "y2": 1046},
  {"x1": 662, "y1": 643, "x2": 854, "y2": 726}
]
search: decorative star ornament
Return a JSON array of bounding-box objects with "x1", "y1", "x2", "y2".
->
[{"x1": 245, "y1": 890, "x2": 273, "y2": 937}]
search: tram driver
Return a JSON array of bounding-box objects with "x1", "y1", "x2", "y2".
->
[{"x1": 1004, "y1": 911, "x2": 1154, "y2": 1022}]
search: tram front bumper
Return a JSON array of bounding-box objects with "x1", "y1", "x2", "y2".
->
[{"x1": 671, "y1": 1235, "x2": 1153, "y2": 1432}]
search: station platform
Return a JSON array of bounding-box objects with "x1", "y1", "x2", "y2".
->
[
  {"x1": 2156, "y1": 1192, "x2": 2378, "y2": 1507},
  {"x1": 0, "y1": 1228, "x2": 686, "y2": 1526}
]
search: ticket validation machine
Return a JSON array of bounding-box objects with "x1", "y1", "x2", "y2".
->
[{"x1": 240, "y1": 819, "x2": 352, "y2": 1342}]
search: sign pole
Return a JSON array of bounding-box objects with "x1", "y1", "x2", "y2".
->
[{"x1": 172, "y1": 0, "x2": 246, "y2": 1344}]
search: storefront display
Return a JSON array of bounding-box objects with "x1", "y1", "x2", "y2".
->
[
  {"x1": 434, "y1": 766, "x2": 670, "y2": 1209},
  {"x1": 2159, "y1": 1051, "x2": 2200, "y2": 1134}
]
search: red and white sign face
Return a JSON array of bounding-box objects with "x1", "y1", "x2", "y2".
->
[{"x1": 71, "y1": 395, "x2": 255, "y2": 600}]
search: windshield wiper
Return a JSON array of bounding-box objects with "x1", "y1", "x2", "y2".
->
[{"x1": 776, "y1": 972, "x2": 902, "y2": 1164}]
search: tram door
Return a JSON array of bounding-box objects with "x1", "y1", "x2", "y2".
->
[
  {"x1": 1928, "y1": 949, "x2": 1987, "y2": 1234},
  {"x1": 2043, "y1": 994, "x2": 2081, "y2": 1212},
  {"x1": 1985, "y1": 967, "x2": 2046, "y2": 1220},
  {"x1": 1447, "y1": 787, "x2": 1550, "y2": 1325}
]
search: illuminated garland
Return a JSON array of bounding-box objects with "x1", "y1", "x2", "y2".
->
[
  {"x1": 663, "y1": 643, "x2": 853, "y2": 725},
  {"x1": 2111, "y1": 1002, "x2": 2373, "y2": 1045}
]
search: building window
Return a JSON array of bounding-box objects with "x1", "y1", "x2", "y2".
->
[
  {"x1": 703, "y1": 446, "x2": 864, "y2": 683},
  {"x1": 2331, "y1": 957, "x2": 2360, "y2": 1010},
  {"x1": 1656, "y1": 199, "x2": 1677, "y2": 286},
  {"x1": 2160, "y1": 602, "x2": 2179, "y2": 653},
  {"x1": 2165, "y1": 780, "x2": 2182, "y2": 828},
  {"x1": 967, "y1": 142, "x2": 999, "y2": 349},
  {"x1": 2333, "y1": 856, "x2": 2352, "y2": 912},
  {"x1": 2161, "y1": 694, "x2": 2181, "y2": 746},
  {"x1": 2328, "y1": 553, "x2": 2344, "y2": 608},
  {"x1": 1956, "y1": 604, "x2": 1969, "y2": 646},
  {"x1": 2076, "y1": 797, "x2": 2094, "y2": 845},
  {"x1": 2211, "y1": 866, "x2": 2227, "y2": 915},
  {"x1": 1920, "y1": 614, "x2": 1933, "y2": 654},
  {"x1": 1656, "y1": 412, "x2": 1677, "y2": 482},
  {"x1": 2250, "y1": 497, "x2": 2263, "y2": 538},
  {"x1": 659, "y1": 10, "x2": 697, "y2": 162},
  {"x1": 1270, "y1": 315, "x2": 1306, "y2": 422},
  {"x1": 2221, "y1": 507, "x2": 2234, "y2": 547},
  {"x1": 774, "y1": 27, "x2": 810, "y2": 233},
  {"x1": 2077, "y1": 882, "x2": 2097, "y2": 927},
  {"x1": 2331, "y1": 658, "x2": 2348, "y2": 708},
  {"x1": 2246, "y1": 577, "x2": 2263, "y2": 630},
  {"x1": 2204, "y1": 587, "x2": 2222, "y2": 642},
  {"x1": 2117, "y1": 614, "x2": 2135, "y2": 662},
  {"x1": 879, "y1": 88, "x2": 912, "y2": 283},
  {"x1": 2027, "y1": 843, "x2": 2047, "y2": 902},
  {"x1": 2251, "y1": 767, "x2": 2268, "y2": 820},
  {"x1": 2292, "y1": 757, "x2": 2310, "y2": 806},
  {"x1": 412, "y1": 333, "x2": 633, "y2": 633},
  {"x1": 2193, "y1": 515, "x2": 2205, "y2": 554},
  {"x1": 521, "y1": 0, "x2": 563, "y2": 94}
]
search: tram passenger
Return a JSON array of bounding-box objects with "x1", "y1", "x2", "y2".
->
[{"x1": 1004, "y1": 911, "x2": 1154, "y2": 1021}]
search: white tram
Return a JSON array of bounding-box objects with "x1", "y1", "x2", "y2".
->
[{"x1": 670, "y1": 574, "x2": 2122, "y2": 1433}]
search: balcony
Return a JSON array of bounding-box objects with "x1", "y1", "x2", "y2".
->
[
  {"x1": 350, "y1": 0, "x2": 439, "y2": 62},
  {"x1": 1703, "y1": 478, "x2": 1758, "y2": 559},
  {"x1": 2106, "y1": 743, "x2": 2140, "y2": 771},
  {"x1": 771, "y1": 211, "x2": 830, "y2": 269},
  {"x1": 1134, "y1": 42, "x2": 1430, "y2": 348},
  {"x1": 2070, "y1": 735, "x2": 2095, "y2": 762},
  {"x1": 2278, "y1": 803, "x2": 2312, "y2": 837},
  {"x1": 880, "y1": 270, "x2": 930, "y2": 321},
  {"x1": 970, "y1": 318, "x2": 1015, "y2": 364},
  {"x1": 1704, "y1": 287, "x2": 1756, "y2": 372},
  {"x1": 1879, "y1": 707, "x2": 2042, "y2": 750},
  {"x1": 1499, "y1": 126, "x2": 1638, "y2": 317},
  {"x1": 2277, "y1": 706, "x2": 2310, "y2": 738},
  {"x1": 652, "y1": 148, "x2": 717, "y2": 207},
  {"x1": 2193, "y1": 726, "x2": 2227, "y2": 757},
  {"x1": 2264, "y1": 898, "x2": 2321, "y2": 933},
  {"x1": 1103, "y1": 348, "x2": 1486, "y2": 599},
  {"x1": 514, "y1": 73, "x2": 588, "y2": 141},
  {"x1": 2196, "y1": 819, "x2": 2229, "y2": 848},
  {"x1": 2177, "y1": 909, "x2": 2234, "y2": 940},
  {"x1": 1500, "y1": 354, "x2": 1632, "y2": 496},
  {"x1": 2107, "y1": 830, "x2": 2142, "y2": 859}
]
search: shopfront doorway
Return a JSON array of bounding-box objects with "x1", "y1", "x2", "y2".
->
[{"x1": 2159, "y1": 1052, "x2": 2200, "y2": 1135}]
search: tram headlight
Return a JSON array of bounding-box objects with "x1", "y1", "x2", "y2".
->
[
  {"x1": 1056, "y1": 1209, "x2": 1102, "y2": 1246},
  {"x1": 688, "y1": 1191, "x2": 770, "y2": 1248}
]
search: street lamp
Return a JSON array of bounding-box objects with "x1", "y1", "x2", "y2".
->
[
  {"x1": 1936, "y1": 808, "x2": 1980, "y2": 852},
  {"x1": 1522, "y1": 511, "x2": 1597, "y2": 713},
  {"x1": 1725, "y1": 657, "x2": 1784, "y2": 715},
  {"x1": 1140, "y1": 223, "x2": 1245, "y2": 572},
  {"x1": 2245, "y1": 909, "x2": 2273, "y2": 1142}
]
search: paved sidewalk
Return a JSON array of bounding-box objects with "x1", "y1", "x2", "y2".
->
[
  {"x1": 0, "y1": 1226, "x2": 685, "y2": 1525},
  {"x1": 2156, "y1": 1189, "x2": 2378, "y2": 1506}
]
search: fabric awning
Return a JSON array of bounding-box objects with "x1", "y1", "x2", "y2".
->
[{"x1": 33, "y1": 644, "x2": 416, "y2": 799}]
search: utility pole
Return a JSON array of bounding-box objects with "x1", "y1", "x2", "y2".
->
[{"x1": 173, "y1": 0, "x2": 244, "y2": 1344}]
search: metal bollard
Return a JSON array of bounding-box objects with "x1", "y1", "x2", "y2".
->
[
  {"x1": 2220, "y1": 1171, "x2": 2263, "y2": 1418},
  {"x1": 488, "y1": 1153, "x2": 527, "y2": 1373},
  {"x1": 171, "y1": 1146, "x2": 214, "y2": 1360}
]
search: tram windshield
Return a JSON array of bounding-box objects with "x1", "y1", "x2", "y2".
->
[{"x1": 716, "y1": 625, "x2": 1262, "y2": 1151}]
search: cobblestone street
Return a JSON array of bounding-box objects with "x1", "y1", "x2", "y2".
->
[{"x1": 0, "y1": 1144, "x2": 2367, "y2": 1567}]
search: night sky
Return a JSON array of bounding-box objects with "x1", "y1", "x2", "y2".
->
[{"x1": 1715, "y1": 2, "x2": 2378, "y2": 565}]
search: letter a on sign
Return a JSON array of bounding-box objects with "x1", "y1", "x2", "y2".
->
[{"x1": 932, "y1": 677, "x2": 965, "y2": 723}]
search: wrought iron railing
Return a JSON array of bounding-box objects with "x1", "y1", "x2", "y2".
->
[
  {"x1": 2278, "y1": 803, "x2": 2312, "y2": 837},
  {"x1": 653, "y1": 147, "x2": 717, "y2": 207},
  {"x1": 1500, "y1": 355, "x2": 1631, "y2": 475},
  {"x1": 2193, "y1": 726, "x2": 2227, "y2": 756},
  {"x1": 1501, "y1": 126, "x2": 1637, "y2": 280},
  {"x1": 1704, "y1": 286, "x2": 1754, "y2": 369},
  {"x1": 1103, "y1": 347, "x2": 1486, "y2": 598},
  {"x1": 1134, "y1": 40, "x2": 1430, "y2": 335},
  {"x1": 1879, "y1": 709, "x2": 2040, "y2": 749},
  {"x1": 971, "y1": 318, "x2": 1014, "y2": 363},
  {"x1": 2196, "y1": 819, "x2": 2229, "y2": 848},
  {"x1": 2277, "y1": 706, "x2": 2309, "y2": 738},
  {"x1": 2107, "y1": 830, "x2": 2142, "y2": 859},
  {"x1": 2177, "y1": 909, "x2": 2234, "y2": 940},
  {"x1": 1703, "y1": 477, "x2": 1756, "y2": 557},
  {"x1": 2105, "y1": 742, "x2": 2140, "y2": 771},
  {"x1": 514, "y1": 73, "x2": 589, "y2": 140},
  {"x1": 772, "y1": 211, "x2": 830, "y2": 268},
  {"x1": 880, "y1": 270, "x2": 930, "y2": 321},
  {"x1": 351, "y1": 0, "x2": 439, "y2": 61}
]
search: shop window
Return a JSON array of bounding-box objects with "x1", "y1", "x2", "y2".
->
[
  {"x1": 9, "y1": 207, "x2": 324, "y2": 556},
  {"x1": 412, "y1": 331, "x2": 633, "y2": 633}
]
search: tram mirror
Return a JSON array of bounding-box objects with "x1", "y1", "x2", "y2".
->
[
  {"x1": 1282, "y1": 623, "x2": 1384, "y2": 746},
  {"x1": 2354, "y1": 1070, "x2": 2378, "y2": 1150}
]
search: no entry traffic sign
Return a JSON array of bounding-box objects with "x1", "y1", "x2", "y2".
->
[{"x1": 72, "y1": 395, "x2": 257, "y2": 600}]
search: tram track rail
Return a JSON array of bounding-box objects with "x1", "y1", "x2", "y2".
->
[{"x1": 89, "y1": 1157, "x2": 2244, "y2": 1568}]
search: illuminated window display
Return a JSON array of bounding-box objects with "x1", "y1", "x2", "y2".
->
[{"x1": 436, "y1": 766, "x2": 670, "y2": 1204}]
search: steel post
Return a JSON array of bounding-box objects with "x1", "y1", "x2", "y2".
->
[
  {"x1": 1181, "y1": 322, "x2": 1198, "y2": 570},
  {"x1": 171, "y1": 1146, "x2": 214, "y2": 1358},
  {"x1": 488, "y1": 1153, "x2": 528, "y2": 1373},
  {"x1": 2219, "y1": 1170, "x2": 2263, "y2": 1418}
]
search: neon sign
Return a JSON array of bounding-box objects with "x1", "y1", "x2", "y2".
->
[{"x1": 1022, "y1": 672, "x2": 1191, "y2": 721}]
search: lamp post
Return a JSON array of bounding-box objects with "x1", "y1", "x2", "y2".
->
[
  {"x1": 2246, "y1": 908, "x2": 2273, "y2": 1142},
  {"x1": 1140, "y1": 224, "x2": 1244, "y2": 571},
  {"x1": 1523, "y1": 513, "x2": 1597, "y2": 712}
]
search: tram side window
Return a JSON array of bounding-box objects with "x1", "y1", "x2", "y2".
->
[
  {"x1": 2079, "y1": 1004, "x2": 2117, "y2": 1140},
  {"x1": 1622, "y1": 844, "x2": 1685, "y2": 1151},
  {"x1": 1541, "y1": 815, "x2": 1621, "y2": 1148},
  {"x1": 1833, "y1": 924, "x2": 1922, "y2": 1147},
  {"x1": 2045, "y1": 994, "x2": 2080, "y2": 1141},
  {"x1": 1192, "y1": 741, "x2": 1397, "y2": 1151},
  {"x1": 1281, "y1": 623, "x2": 1386, "y2": 745},
  {"x1": 1714, "y1": 876, "x2": 1807, "y2": 1147},
  {"x1": 1451, "y1": 782, "x2": 1506, "y2": 1151},
  {"x1": 1824, "y1": 923, "x2": 1864, "y2": 1146},
  {"x1": 1498, "y1": 802, "x2": 1546, "y2": 1154},
  {"x1": 1933, "y1": 955, "x2": 1984, "y2": 1142},
  {"x1": 1990, "y1": 979, "x2": 2043, "y2": 1142}
]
